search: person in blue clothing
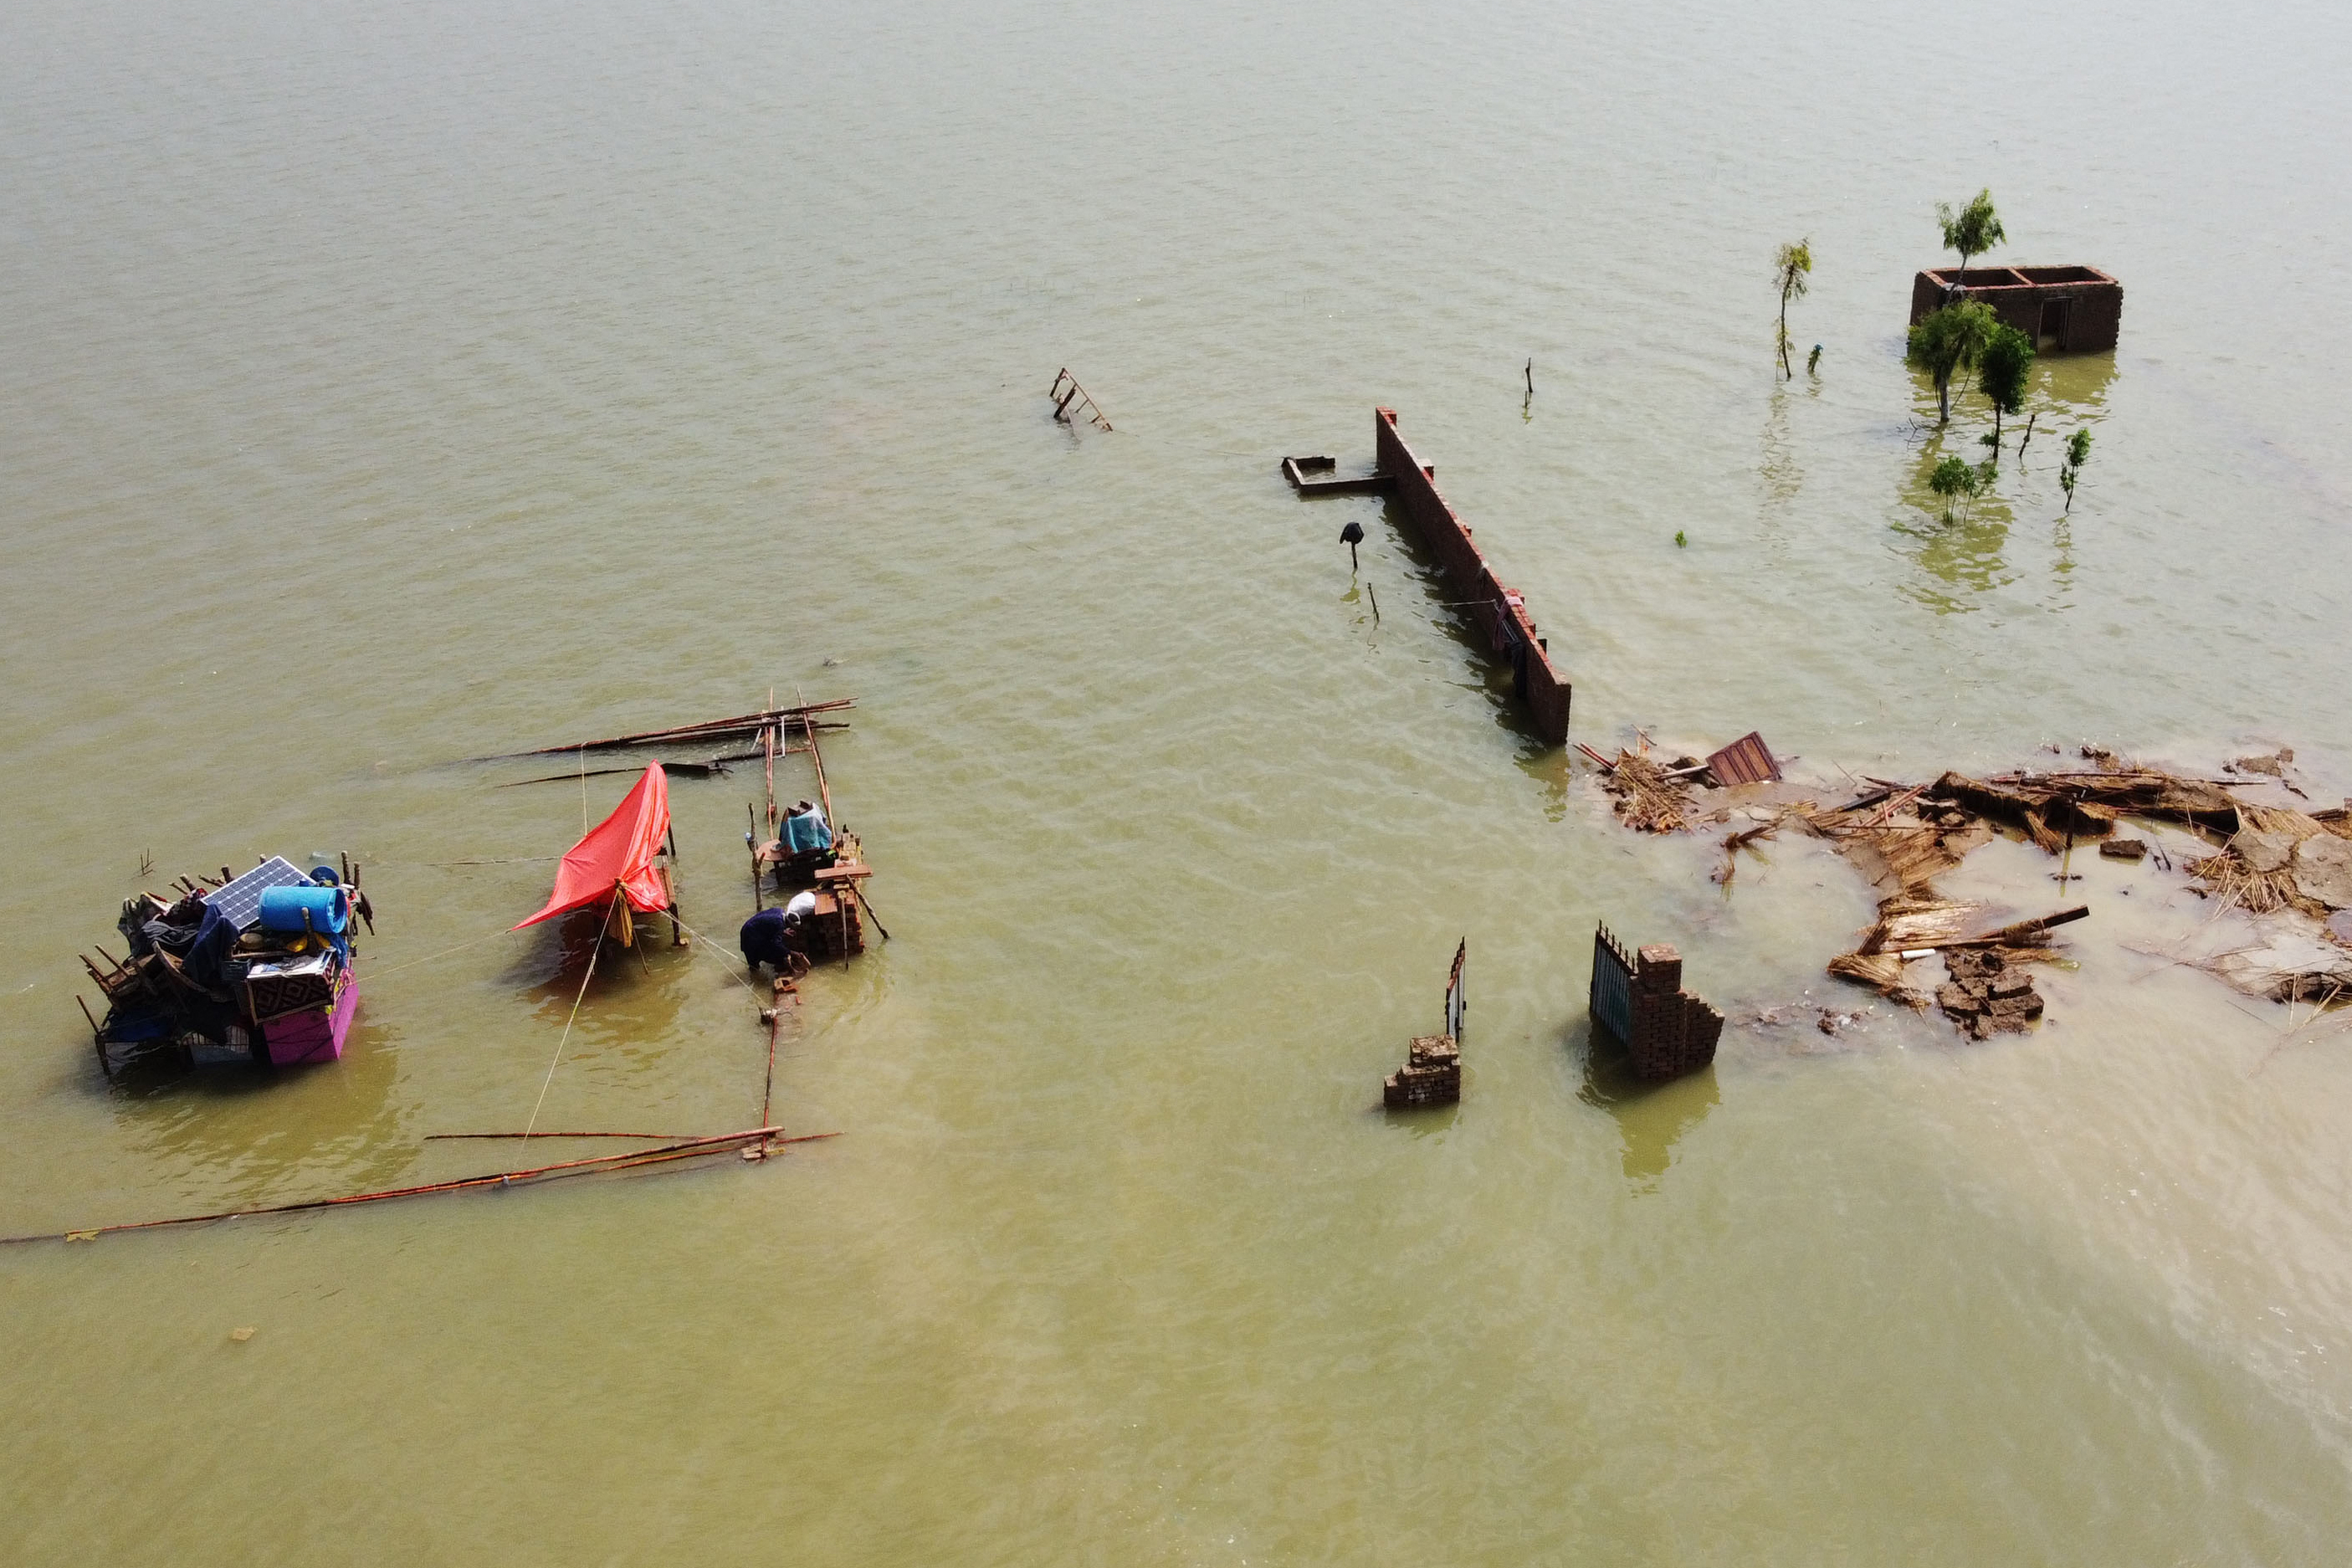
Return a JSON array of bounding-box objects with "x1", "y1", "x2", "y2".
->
[{"x1": 738, "y1": 889, "x2": 817, "y2": 974}]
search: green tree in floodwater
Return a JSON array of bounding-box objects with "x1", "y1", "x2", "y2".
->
[
  {"x1": 1773, "y1": 239, "x2": 1812, "y2": 379},
  {"x1": 1906, "y1": 299, "x2": 1997, "y2": 424},
  {"x1": 1937, "y1": 188, "x2": 2006, "y2": 278},
  {"x1": 1975, "y1": 323, "x2": 2035, "y2": 459},
  {"x1": 1928, "y1": 453, "x2": 1980, "y2": 521},
  {"x1": 2059, "y1": 428, "x2": 2093, "y2": 513},
  {"x1": 1806, "y1": 343, "x2": 1822, "y2": 375}
]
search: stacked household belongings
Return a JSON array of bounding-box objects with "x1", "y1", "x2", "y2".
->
[
  {"x1": 742, "y1": 699, "x2": 875, "y2": 963},
  {"x1": 515, "y1": 762, "x2": 684, "y2": 947},
  {"x1": 756, "y1": 810, "x2": 874, "y2": 962},
  {"x1": 802, "y1": 858, "x2": 869, "y2": 962},
  {"x1": 80, "y1": 857, "x2": 372, "y2": 1074},
  {"x1": 763, "y1": 799, "x2": 841, "y2": 888}
]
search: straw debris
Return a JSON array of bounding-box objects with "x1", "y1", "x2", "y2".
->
[
  {"x1": 1596, "y1": 736, "x2": 2352, "y2": 1029},
  {"x1": 1601, "y1": 750, "x2": 1696, "y2": 834}
]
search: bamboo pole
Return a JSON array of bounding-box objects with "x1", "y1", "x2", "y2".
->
[
  {"x1": 0, "y1": 1130, "x2": 841, "y2": 1247},
  {"x1": 78, "y1": 996, "x2": 109, "y2": 1078},
  {"x1": 804, "y1": 714, "x2": 834, "y2": 826},
  {"x1": 747, "y1": 803, "x2": 763, "y2": 913},
  {"x1": 852, "y1": 882, "x2": 891, "y2": 941},
  {"x1": 758, "y1": 999, "x2": 784, "y2": 1153},
  {"x1": 498, "y1": 753, "x2": 787, "y2": 788},
  {"x1": 469, "y1": 700, "x2": 857, "y2": 761},
  {"x1": 1915, "y1": 906, "x2": 2093, "y2": 951},
  {"x1": 425, "y1": 1130, "x2": 702, "y2": 1141}
]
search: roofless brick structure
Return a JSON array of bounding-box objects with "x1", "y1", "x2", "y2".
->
[{"x1": 1909, "y1": 265, "x2": 2122, "y2": 353}]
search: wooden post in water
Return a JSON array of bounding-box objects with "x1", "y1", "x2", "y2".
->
[
  {"x1": 764, "y1": 720, "x2": 778, "y2": 833},
  {"x1": 746, "y1": 803, "x2": 762, "y2": 912}
]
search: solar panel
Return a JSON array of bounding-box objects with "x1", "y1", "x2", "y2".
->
[{"x1": 203, "y1": 857, "x2": 314, "y2": 931}]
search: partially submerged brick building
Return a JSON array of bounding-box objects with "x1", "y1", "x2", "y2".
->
[
  {"x1": 1589, "y1": 926, "x2": 1723, "y2": 1082},
  {"x1": 1909, "y1": 264, "x2": 2122, "y2": 353},
  {"x1": 1283, "y1": 411, "x2": 1572, "y2": 745}
]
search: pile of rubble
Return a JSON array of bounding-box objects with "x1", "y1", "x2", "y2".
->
[
  {"x1": 1934, "y1": 950, "x2": 2045, "y2": 1038},
  {"x1": 1384, "y1": 1033, "x2": 1460, "y2": 1108},
  {"x1": 1589, "y1": 735, "x2": 2352, "y2": 1036},
  {"x1": 1589, "y1": 732, "x2": 1786, "y2": 837},
  {"x1": 1809, "y1": 756, "x2": 2352, "y2": 1025},
  {"x1": 2186, "y1": 808, "x2": 2352, "y2": 918}
]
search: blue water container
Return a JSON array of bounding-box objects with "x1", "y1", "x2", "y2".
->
[{"x1": 257, "y1": 884, "x2": 350, "y2": 935}]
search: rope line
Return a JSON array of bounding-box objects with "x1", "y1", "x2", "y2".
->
[
  {"x1": 669, "y1": 910, "x2": 800, "y2": 1135},
  {"x1": 521, "y1": 904, "x2": 609, "y2": 1142},
  {"x1": 364, "y1": 928, "x2": 515, "y2": 981},
  {"x1": 669, "y1": 912, "x2": 769, "y2": 1004}
]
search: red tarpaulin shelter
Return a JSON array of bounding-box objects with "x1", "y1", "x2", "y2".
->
[{"x1": 514, "y1": 762, "x2": 674, "y2": 930}]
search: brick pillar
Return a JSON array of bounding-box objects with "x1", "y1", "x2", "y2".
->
[{"x1": 1627, "y1": 945, "x2": 1673, "y2": 1078}]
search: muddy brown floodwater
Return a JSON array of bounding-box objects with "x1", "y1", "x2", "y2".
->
[{"x1": 3, "y1": 1, "x2": 2351, "y2": 1562}]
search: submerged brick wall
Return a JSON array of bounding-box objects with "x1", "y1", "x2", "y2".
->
[
  {"x1": 1373, "y1": 408, "x2": 1571, "y2": 746},
  {"x1": 1589, "y1": 928, "x2": 1723, "y2": 1082}
]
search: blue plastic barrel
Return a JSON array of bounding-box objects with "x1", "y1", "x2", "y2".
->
[{"x1": 258, "y1": 884, "x2": 350, "y2": 935}]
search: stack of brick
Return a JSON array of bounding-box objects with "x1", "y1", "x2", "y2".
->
[
  {"x1": 1625, "y1": 945, "x2": 1724, "y2": 1080},
  {"x1": 802, "y1": 889, "x2": 863, "y2": 961},
  {"x1": 1591, "y1": 930, "x2": 1724, "y2": 1082},
  {"x1": 1384, "y1": 1033, "x2": 1460, "y2": 1109},
  {"x1": 1935, "y1": 950, "x2": 2043, "y2": 1038}
]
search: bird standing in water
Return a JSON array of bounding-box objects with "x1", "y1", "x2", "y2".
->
[{"x1": 1340, "y1": 520, "x2": 1365, "y2": 571}]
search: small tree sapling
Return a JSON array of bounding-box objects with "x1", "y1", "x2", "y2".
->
[
  {"x1": 2059, "y1": 428, "x2": 2093, "y2": 514},
  {"x1": 1774, "y1": 239, "x2": 1812, "y2": 380},
  {"x1": 1906, "y1": 300, "x2": 1996, "y2": 424}
]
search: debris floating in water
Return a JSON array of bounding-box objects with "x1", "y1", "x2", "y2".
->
[
  {"x1": 1048, "y1": 367, "x2": 1113, "y2": 431},
  {"x1": 1591, "y1": 735, "x2": 2352, "y2": 1033}
]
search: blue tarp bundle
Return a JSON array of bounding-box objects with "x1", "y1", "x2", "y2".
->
[
  {"x1": 258, "y1": 884, "x2": 348, "y2": 935},
  {"x1": 258, "y1": 884, "x2": 351, "y2": 965},
  {"x1": 785, "y1": 807, "x2": 833, "y2": 854}
]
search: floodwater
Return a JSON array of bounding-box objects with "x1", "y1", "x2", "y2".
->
[{"x1": 4, "y1": 0, "x2": 2351, "y2": 1560}]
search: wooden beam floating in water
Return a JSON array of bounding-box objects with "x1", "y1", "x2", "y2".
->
[{"x1": 1, "y1": 1128, "x2": 840, "y2": 1247}]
